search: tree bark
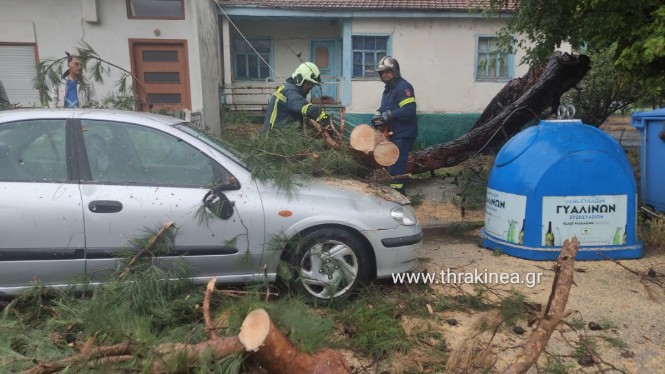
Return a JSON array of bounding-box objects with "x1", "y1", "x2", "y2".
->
[
  {"x1": 502, "y1": 236, "x2": 580, "y2": 374},
  {"x1": 239, "y1": 308, "x2": 351, "y2": 374},
  {"x1": 407, "y1": 53, "x2": 590, "y2": 175}
]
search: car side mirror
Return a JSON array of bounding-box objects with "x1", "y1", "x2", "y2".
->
[
  {"x1": 203, "y1": 187, "x2": 234, "y2": 220},
  {"x1": 212, "y1": 163, "x2": 241, "y2": 191}
]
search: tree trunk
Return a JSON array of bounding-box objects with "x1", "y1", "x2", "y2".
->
[
  {"x1": 407, "y1": 52, "x2": 591, "y2": 175},
  {"x1": 349, "y1": 124, "x2": 399, "y2": 167},
  {"x1": 239, "y1": 308, "x2": 351, "y2": 374}
]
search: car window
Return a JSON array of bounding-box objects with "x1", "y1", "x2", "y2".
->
[
  {"x1": 81, "y1": 120, "x2": 215, "y2": 187},
  {"x1": 0, "y1": 119, "x2": 67, "y2": 181},
  {"x1": 176, "y1": 123, "x2": 249, "y2": 170}
]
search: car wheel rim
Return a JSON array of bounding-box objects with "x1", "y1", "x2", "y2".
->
[{"x1": 299, "y1": 239, "x2": 359, "y2": 299}]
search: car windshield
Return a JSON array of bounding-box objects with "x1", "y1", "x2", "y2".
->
[{"x1": 175, "y1": 123, "x2": 249, "y2": 170}]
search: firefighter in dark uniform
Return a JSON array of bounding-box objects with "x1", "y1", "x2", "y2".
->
[
  {"x1": 372, "y1": 56, "x2": 417, "y2": 195},
  {"x1": 263, "y1": 62, "x2": 331, "y2": 131}
]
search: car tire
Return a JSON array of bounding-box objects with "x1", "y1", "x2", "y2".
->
[{"x1": 285, "y1": 227, "x2": 371, "y2": 301}]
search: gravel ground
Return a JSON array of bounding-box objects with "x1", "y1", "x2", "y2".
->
[{"x1": 408, "y1": 176, "x2": 665, "y2": 373}]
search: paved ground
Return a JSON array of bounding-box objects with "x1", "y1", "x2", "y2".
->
[{"x1": 605, "y1": 130, "x2": 641, "y2": 148}]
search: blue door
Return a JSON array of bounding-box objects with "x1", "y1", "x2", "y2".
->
[{"x1": 311, "y1": 40, "x2": 340, "y2": 103}]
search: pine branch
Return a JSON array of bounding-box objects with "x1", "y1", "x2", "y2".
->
[
  {"x1": 204, "y1": 278, "x2": 219, "y2": 340},
  {"x1": 118, "y1": 222, "x2": 177, "y2": 279}
]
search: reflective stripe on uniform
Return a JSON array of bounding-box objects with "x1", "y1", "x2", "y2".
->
[
  {"x1": 390, "y1": 183, "x2": 404, "y2": 189},
  {"x1": 399, "y1": 97, "x2": 416, "y2": 107},
  {"x1": 301, "y1": 103, "x2": 312, "y2": 117},
  {"x1": 269, "y1": 86, "x2": 286, "y2": 128},
  {"x1": 316, "y1": 111, "x2": 328, "y2": 122}
]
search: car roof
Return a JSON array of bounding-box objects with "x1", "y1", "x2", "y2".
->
[{"x1": 0, "y1": 108, "x2": 186, "y2": 127}]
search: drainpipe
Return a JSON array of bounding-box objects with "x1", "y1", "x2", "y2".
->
[{"x1": 221, "y1": 17, "x2": 233, "y2": 106}]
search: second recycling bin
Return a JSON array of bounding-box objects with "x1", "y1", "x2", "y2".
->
[
  {"x1": 631, "y1": 108, "x2": 665, "y2": 213},
  {"x1": 480, "y1": 119, "x2": 643, "y2": 260}
]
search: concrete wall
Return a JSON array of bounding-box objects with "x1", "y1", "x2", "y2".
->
[
  {"x1": 0, "y1": 0, "x2": 221, "y2": 130},
  {"x1": 349, "y1": 17, "x2": 529, "y2": 113},
  {"x1": 193, "y1": 0, "x2": 222, "y2": 132}
]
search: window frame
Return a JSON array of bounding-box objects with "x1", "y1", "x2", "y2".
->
[
  {"x1": 232, "y1": 36, "x2": 273, "y2": 81},
  {"x1": 126, "y1": 0, "x2": 185, "y2": 20},
  {"x1": 474, "y1": 35, "x2": 514, "y2": 82},
  {"x1": 351, "y1": 34, "x2": 391, "y2": 80}
]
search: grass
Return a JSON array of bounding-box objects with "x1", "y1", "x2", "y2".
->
[
  {"x1": 542, "y1": 356, "x2": 573, "y2": 374},
  {"x1": 1, "y1": 262, "x2": 534, "y2": 373},
  {"x1": 639, "y1": 214, "x2": 665, "y2": 252}
]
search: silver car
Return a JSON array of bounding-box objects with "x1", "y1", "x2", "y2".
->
[{"x1": 0, "y1": 109, "x2": 422, "y2": 300}]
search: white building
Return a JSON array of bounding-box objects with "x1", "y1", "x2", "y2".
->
[
  {"x1": 0, "y1": 0, "x2": 527, "y2": 134},
  {"x1": 0, "y1": 0, "x2": 221, "y2": 130}
]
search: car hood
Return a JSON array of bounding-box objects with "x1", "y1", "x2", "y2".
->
[{"x1": 313, "y1": 177, "x2": 410, "y2": 205}]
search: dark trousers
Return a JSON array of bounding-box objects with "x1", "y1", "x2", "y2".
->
[{"x1": 387, "y1": 137, "x2": 415, "y2": 195}]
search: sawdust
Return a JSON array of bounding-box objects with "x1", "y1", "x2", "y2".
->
[
  {"x1": 316, "y1": 177, "x2": 410, "y2": 204},
  {"x1": 413, "y1": 201, "x2": 485, "y2": 225}
]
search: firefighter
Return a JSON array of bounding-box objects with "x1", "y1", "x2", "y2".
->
[
  {"x1": 372, "y1": 56, "x2": 418, "y2": 195},
  {"x1": 263, "y1": 62, "x2": 331, "y2": 131}
]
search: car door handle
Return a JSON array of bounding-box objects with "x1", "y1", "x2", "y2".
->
[{"x1": 88, "y1": 200, "x2": 123, "y2": 213}]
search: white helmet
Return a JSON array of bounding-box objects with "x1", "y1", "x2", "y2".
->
[{"x1": 292, "y1": 62, "x2": 322, "y2": 86}]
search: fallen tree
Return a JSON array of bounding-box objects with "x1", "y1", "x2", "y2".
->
[
  {"x1": 344, "y1": 53, "x2": 590, "y2": 175},
  {"x1": 406, "y1": 52, "x2": 591, "y2": 174}
]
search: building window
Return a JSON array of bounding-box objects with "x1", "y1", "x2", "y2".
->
[
  {"x1": 126, "y1": 0, "x2": 185, "y2": 19},
  {"x1": 352, "y1": 36, "x2": 389, "y2": 78},
  {"x1": 0, "y1": 44, "x2": 40, "y2": 106},
  {"x1": 476, "y1": 36, "x2": 512, "y2": 81},
  {"x1": 233, "y1": 38, "x2": 271, "y2": 80}
]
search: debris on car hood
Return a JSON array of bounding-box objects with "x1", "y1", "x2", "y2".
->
[{"x1": 317, "y1": 177, "x2": 410, "y2": 204}]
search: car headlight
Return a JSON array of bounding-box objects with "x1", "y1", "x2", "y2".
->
[{"x1": 391, "y1": 205, "x2": 417, "y2": 226}]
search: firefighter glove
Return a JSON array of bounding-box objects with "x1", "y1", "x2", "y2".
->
[
  {"x1": 317, "y1": 111, "x2": 331, "y2": 127},
  {"x1": 380, "y1": 110, "x2": 392, "y2": 122}
]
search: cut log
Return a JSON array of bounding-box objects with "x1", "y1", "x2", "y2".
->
[
  {"x1": 373, "y1": 141, "x2": 399, "y2": 166},
  {"x1": 406, "y1": 52, "x2": 591, "y2": 175},
  {"x1": 349, "y1": 124, "x2": 376, "y2": 153},
  {"x1": 239, "y1": 308, "x2": 351, "y2": 374},
  {"x1": 349, "y1": 124, "x2": 399, "y2": 167}
]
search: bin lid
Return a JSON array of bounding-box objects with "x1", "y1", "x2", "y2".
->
[
  {"x1": 495, "y1": 126, "x2": 539, "y2": 166},
  {"x1": 631, "y1": 108, "x2": 665, "y2": 129}
]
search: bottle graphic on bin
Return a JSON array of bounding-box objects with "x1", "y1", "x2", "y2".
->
[
  {"x1": 506, "y1": 220, "x2": 517, "y2": 243},
  {"x1": 518, "y1": 219, "x2": 525, "y2": 245},
  {"x1": 612, "y1": 227, "x2": 623, "y2": 245},
  {"x1": 544, "y1": 221, "x2": 555, "y2": 246}
]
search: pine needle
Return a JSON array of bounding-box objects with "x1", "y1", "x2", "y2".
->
[{"x1": 223, "y1": 125, "x2": 370, "y2": 193}]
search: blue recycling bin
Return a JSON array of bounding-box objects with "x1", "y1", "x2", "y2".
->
[
  {"x1": 631, "y1": 108, "x2": 665, "y2": 213},
  {"x1": 480, "y1": 119, "x2": 643, "y2": 260}
]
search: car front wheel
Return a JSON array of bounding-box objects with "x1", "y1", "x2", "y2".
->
[{"x1": 286, "y1": 228, "x2": 371, "y2": 301}]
